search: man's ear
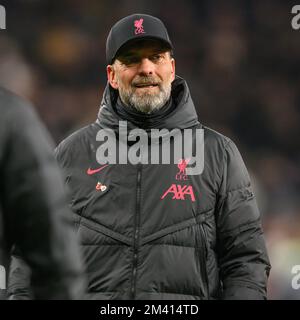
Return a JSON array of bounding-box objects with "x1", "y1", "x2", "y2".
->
[
  {"x1": 107, "y1": 65, "x2": 119, "y2": 89},
  {"x1": 171, "y1": 58, "x2": 175, "y2": 81}
]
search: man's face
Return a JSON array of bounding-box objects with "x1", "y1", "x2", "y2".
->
[{"x1": 107, "y1": 40, "x2": 175, "y2": 113}]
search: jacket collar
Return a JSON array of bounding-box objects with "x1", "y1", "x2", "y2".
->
[{"x1": 96, "y1": 76, "x2": 200, "y2": 132}]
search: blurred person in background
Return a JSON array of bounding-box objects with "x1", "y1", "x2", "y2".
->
[
  {"x1": 0, "y1": 87, "x2": 85, "y2": 299},
  {"x1": 9, "y1": 13, "x2": 271, "y2": 300}
]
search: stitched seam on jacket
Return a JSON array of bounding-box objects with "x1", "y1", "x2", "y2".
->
[
  {"x1": 220, "y1": 218, "x2": 261, "y2": 236},
  {"x1": 80, "y1": 243, "x2": 126, "y2": 246},
  {"x1": 224, "y1": 279, "x2": 264, "y2": 292},
  {"x1": 143, "y1": 243, "x2": 201, "y2": 249},
  {"x1": 141, "y1": 208, "x2": 214, "y2": 245},
  {"x1": 218, "y1": 184, "x2": 252, "y2": 198},
  {"x1": 79, "y1": 217, "x2": 131, "y2": 245},
  {"x1": 142, "y1": 291, "x2": 203, "y2": 298}
]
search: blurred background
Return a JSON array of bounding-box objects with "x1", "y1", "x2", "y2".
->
[{"x1": 0, "y1": 0, "x2": 299, "y2": 299}]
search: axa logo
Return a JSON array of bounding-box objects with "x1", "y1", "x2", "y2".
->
[
  {"x1": 161, "y1": 184, "x2": 195, "y2": 202},
  {"x1": 176, "y1": 158, "x2": 190, "y2": 181},
  {"x1": 134, "y1": 18, "x2": 145, "y2": 34},
  {"x1": 0, "y1": 5, "x2": 6, "y2": 30}
]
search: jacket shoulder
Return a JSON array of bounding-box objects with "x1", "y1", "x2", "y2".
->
[
  {"x1": 202, "y1": 125, "x2": 244, "y2": 162},
  {"x1": 201, "y1": 125, "x2": 235, "y2": 166},
  {"x1": 201, "y1": 125, "x2": 249, "y2": 191},
  {"x1": 55, "y1": 123, "x2": 98, "y2": 165},
  {"x1": 0, "y1": 88, "x2": 41, "y2": 135},
  {"x1": 202, "y1": 125, "x2": 232, "y2": 148}
]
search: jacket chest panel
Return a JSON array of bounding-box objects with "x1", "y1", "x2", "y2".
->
[
  {"x1": 66, "y1": 154, "x2": 216, "y2": 243},
  {"x1": 67, "y1": 159, "x2": 138, "y2": 236},
  {"x1": 139, "y1": 164, "x2": 216, "y2": 234}
]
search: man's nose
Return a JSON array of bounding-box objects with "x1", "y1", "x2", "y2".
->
[{"x1": 137, "y1": 58, "x2": 155, "y2": 75}]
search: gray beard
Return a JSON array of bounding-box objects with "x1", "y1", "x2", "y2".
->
[{"x1": 118, "y1": 82, "x2": 172, "y2": 114}]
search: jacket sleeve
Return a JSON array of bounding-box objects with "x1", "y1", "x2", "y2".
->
[
  {"x1": 3, "y1": 97, "x2": 85, "y2": 299},
  {"x1": 8, "y1": 248, "x2": 33, "y2": 300},
  {"x1": 216, "y1": 139, "x2": 271, "y2": 300}
]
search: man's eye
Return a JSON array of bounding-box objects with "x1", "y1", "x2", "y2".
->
[
  {"x1": 121, "y1": 56, "x2": 140, "y2": 65},
  {"x1": 150, "y1": 54, "x2": 163, "y2": 62}
]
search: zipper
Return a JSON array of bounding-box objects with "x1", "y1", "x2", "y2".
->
[
  {"x1": 130, "y1": 164, "x2": 142, "y2": 299},
  {"x1": 199, "y1": 223, "x2": 210, "y2": 299}
]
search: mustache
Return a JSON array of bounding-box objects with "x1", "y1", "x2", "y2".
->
[{"x1": 131, "y1": 76, "x2": 161, "y2": 87}]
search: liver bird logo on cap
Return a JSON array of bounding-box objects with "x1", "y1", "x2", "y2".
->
[{"x1": 134, "y1": 18, "x2": 145, "y2": 34}]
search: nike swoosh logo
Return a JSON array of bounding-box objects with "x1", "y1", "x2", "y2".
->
[{"x1": 86, "y1": 165, "x2": 109, "y2": 175}]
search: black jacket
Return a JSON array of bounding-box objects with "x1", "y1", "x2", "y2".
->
[
  {"x1": 0, "y1": 87, "x2": 85, "y2": 299},
  {"x1": 10, "y1": 77, "x2": 271, "y2": 299}
]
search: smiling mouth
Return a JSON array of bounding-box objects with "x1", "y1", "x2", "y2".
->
[{"x1": 134, "y1": 83, "x2": 159, "y2": 88}]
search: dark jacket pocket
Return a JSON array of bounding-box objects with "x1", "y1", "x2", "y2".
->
[{"x1": 196, "y1": 217, "x2": 209, "y2": 299}]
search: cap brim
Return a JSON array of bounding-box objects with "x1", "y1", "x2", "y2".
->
[{"x1": 113, "y1": 36, "x2": 173, "y2": 62}]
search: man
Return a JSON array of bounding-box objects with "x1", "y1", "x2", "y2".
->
[
  {"x1": 0, "y1": 87, "x2": 85, "y2": 299},
  {"x1": 10, "y1": 13, "x2": 271, "y2": 299}
]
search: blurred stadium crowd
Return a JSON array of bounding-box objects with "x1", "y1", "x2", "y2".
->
[{"x1": 0, "y1": 0, "x2": 299, "y2": 299}]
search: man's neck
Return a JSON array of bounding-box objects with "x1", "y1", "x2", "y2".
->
[
  {"x1": 114, "y1": 96, "x2": 174, "y2": 130},
  {"x1": 116, "y1": 96, "x2": 172, "y2": 117}
]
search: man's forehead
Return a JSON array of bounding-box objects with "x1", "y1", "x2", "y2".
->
[{"x1": 116, "y1": 39, "x2": 171, "y2": 57}]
